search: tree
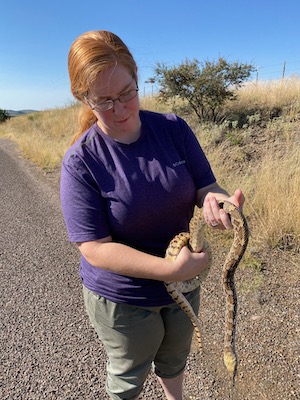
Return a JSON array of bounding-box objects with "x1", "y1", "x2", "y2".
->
[
  {"x1": 0, "y1": 108, "x2": 11, "y2": 123},
  {"x1": 154, "y1": 57, "x2": 255, "y2": 123}
]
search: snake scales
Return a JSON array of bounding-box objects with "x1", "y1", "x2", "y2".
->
[{"x1": 164, "y1": 200, "x2": 249, "y2": 377}]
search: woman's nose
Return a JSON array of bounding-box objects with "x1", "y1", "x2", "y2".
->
[{"x1": 113, "y1": 99, "x2": 126, "y2": 115}]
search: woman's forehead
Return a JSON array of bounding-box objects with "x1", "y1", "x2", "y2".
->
[{"x1": 89, "y1": 64, "x2": 132, "y2": 98}]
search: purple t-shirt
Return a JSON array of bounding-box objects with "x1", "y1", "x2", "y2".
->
[{"x1": 60, "y1": 111, "x2": 215, "y2": 306}]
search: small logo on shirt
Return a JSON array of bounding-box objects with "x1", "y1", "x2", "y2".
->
[{"x1": 173, "y1": 160, "x2": 186, "y2": 167}]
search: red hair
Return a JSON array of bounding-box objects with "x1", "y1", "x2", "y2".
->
[{"x1": 68, "y1": 30, "x2": 138, "y2": 144}]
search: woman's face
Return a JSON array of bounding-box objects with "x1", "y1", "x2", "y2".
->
[{"x1": 87, "y1": 64, "x2": 141, "y2": 143}]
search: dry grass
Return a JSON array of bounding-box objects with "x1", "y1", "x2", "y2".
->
[
  {"x1": 237, "y1": 77, "x2": 300, "y2": 113},
  {"x1": 0, "y1": 105, "x2": 79, "y2": 169},
  {"x1": 0, "y1": 80, "x2": 299, "y2": 253},
  {"x1": 248, "y1": 144, "x2": 300, "y2": 251},
  {"x1": 140, "y1": 95, "x2": 171, "y2": 113},
  {"x1": 225, "y1": 76, "x2": 300, "y2": 124}
]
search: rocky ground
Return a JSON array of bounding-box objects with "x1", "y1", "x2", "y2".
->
[{"x1": 0, "y1": 138, "x2": 299, "y2": 399}]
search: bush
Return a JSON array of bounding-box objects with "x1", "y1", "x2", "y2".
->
[
  {"x1": 154, "y1": 58, "x2": 255, "y2": 124},
  {"x1": 0, "y1": 109, "x2": 11, "y2": 123}
]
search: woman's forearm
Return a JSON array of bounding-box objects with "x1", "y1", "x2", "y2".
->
[{"x1": 77, "y1": 239, "x2": 208, "y2": 282}]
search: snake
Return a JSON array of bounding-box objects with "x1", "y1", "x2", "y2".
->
[{"x1": 164, "y1": 200, "x2": 249, "y2": 378}]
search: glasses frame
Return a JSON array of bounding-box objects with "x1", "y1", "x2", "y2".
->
[{"x1": 85, "y1": 85, "x2": 139, "y2": 112}]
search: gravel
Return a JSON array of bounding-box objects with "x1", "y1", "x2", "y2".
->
[{"x1": 0, "y1": 138, "x2": 299, "y2": 400}]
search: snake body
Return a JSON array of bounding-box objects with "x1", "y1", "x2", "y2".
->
[{"x1": 164, "y1": 200, "x2": 249, "y2": 377}]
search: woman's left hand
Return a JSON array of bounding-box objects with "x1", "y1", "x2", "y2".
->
[{"x1": 203, "y1": 188, "x2": 245, "y2": 230}]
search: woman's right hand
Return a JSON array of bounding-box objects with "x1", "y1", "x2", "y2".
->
[{"x1": 170, "y1": 246, "x2": 208, "y2": 282}]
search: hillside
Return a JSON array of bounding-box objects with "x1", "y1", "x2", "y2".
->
[{"x1": 7, "y1": 109, "x2": 38, "y2": 117}]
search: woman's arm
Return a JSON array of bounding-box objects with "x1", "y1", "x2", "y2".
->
[
  {"x1": 77, "y1": 237, "x2": 208, "y2": 282},
  {"x1": 77, "y1": 183, "x2": 245, "y2": 280}
]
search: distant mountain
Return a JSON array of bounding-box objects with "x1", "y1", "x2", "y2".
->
[{"x1": 7, "y1": 110, "x2": 38, "y2": 117}]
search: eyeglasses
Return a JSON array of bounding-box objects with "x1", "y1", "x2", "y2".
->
[{"x1": 85, "y1": 87, "x2": 139, "y2": 112}]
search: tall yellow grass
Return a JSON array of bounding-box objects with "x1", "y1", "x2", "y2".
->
[
  {"x1": 248, "y1": 144, "x2": 300, "y2": 251},
  {"x1": 0, "y1": 79, "x2": 299, "y2": 252},
  {"x1": 0, "y1": 105, "x2": 79, "y2": 169},
  {"x1": 227, "y1": 76, "x2": 300, "y2": 120}
]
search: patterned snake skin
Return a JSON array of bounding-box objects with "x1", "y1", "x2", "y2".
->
[{"x1": 165, "y1": 200, "x2": 249, "y2": 377}]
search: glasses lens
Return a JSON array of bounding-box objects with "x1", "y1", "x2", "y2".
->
[
  {"x1": 119, "y1": 89, "x2": 138, "y2": 103},
  {"x1": 90, "y1": 87, "x2": 138, "y2": 111},
  {"x1": 94, "y1": 100, "x2": 113, "y2": 112}
]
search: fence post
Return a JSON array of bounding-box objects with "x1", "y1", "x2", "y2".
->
[{"x1": 282, "y1": 61, "x2": 286, "y2": 79}]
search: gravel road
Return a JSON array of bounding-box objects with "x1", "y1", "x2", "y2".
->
[{"x1": 0, "y1": 138, "x2": 299, "y2": 399}]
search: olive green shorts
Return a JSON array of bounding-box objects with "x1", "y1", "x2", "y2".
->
[{"x1": 83, "y1": 285, "x2": 200, "y2": 400}]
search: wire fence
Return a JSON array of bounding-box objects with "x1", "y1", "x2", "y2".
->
[{"x1": 254, "y1": 60, "x2": 300, "y2": 81}]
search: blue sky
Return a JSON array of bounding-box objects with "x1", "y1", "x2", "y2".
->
[{"x1": 1, "y1": 0, "x2": 300, "y2": 111}]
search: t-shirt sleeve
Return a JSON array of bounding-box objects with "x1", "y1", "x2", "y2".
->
[
  {"x1": 178, "y1": 117, "x2": 216, "y2": 189},
  {"x1": 60, "y1": 154, "x2": 111, "y2": 243}
]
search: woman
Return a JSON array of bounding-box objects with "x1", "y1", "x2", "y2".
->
[{"x1": 60, "y1": 30, "x2": 245, "y2": 400}]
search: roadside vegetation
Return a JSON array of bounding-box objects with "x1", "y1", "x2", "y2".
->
[
  {"x1": 0, "y1": 108, "x2": 11, "y2": 123},
  {"x1": 0, "y1": 78, "x2": 299, "y2": 262}
]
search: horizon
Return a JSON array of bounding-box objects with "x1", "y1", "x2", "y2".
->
[{"x1": 5, "y1": 74, "x2": 300, "y2": 113}]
